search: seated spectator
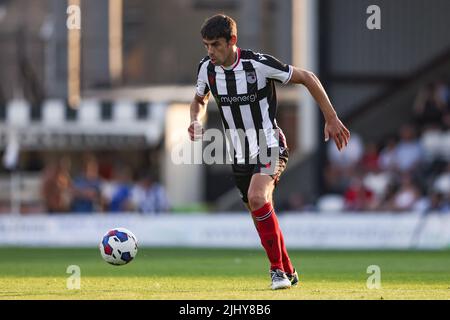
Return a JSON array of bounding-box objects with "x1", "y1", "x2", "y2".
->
[
  {"x1": 131, "y1": 173, "x2": 170, "y2": 214},
  {"x1": 343, "y1": 175, "x2": 375, "y2": 211},
  {"x1": 363, "y1": 170, "x2": 392, "y2": 201},
  {"x1": 392, "y1": 173, "x2": 421, "y2": 211},
  {"x1": 420, "y1": 129, "x2": 446, "y2": 162},
  {"x1": 41, "y1": 160, "x2": 72, "y2": 213},
  {"x1": 433, "y1": 164, "x2": 450, "y2": 195},
  {"x1": 430, "y1": 192, "x2": 449, "y2": 213},
  {"x1": 413, "y1": 81, "x2": 449, "y2": 130},
  {"x1": 102, "y1": 167, "x2": 134, "y2": 212},
  {"x1": 378, "y1": 136, "x2": 397, "y2": 172},
  {"x1": 360, "y1": 142, "x2": 380, "y2": 172},
  {"x1": 374, "y1": 181, "x2": 398, "y2": 211},
  {"x1": 70, "y1": 157, "x2": 102, "y2": 213},
  {"x1": 393, "y1": 124, "x2": 424, "y2": 173}
]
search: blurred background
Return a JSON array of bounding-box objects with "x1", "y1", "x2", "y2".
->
[{"x1": 0, "y1": 0, "x2": 448, "y2": 249}]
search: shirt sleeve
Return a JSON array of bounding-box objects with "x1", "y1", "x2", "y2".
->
[
  {"x1": 195, "y1": 58, "x2": 210, "y2": 97},
  {"x1": 254, "y1": 53, "x2": 293, "y2": 84}
]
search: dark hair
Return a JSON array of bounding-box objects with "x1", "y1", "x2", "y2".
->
[{"x1": 200, "y1": 14, "x2": 237, "y2": 42}]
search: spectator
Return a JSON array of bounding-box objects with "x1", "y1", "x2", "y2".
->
[
  {"x1": 343, "y1": 175, "x2": 375, "y2": 211},
  {"x1": 41, "y1": 160, "x2": 72, "y2": 213},
  {"x1": 433, "y1": 164, "x2": 450, "y2": 196},
  {"x1": 131, "y1": 173, "x2": 170, "y2": 214},
  {"x1": 363, "y1": 170, "x2": 392, "y2": 200},
  {"x1": 374, "y1": 181, "x2": 398, "y2": 211},
  {"x1": 360, "y1": 142, "x2": 380, "y2": 172},
  {"x1": 102, "y1": 167, "x2": 134, "y2": 212},
  {"x1": 393, "y1": 173, "x2": 421, "y2": 211},
  {"x1": 413, "y1": 81, "x2": 449, "y2": 130},
  {"x1": 378, "y1": 136, "x2": 398, "y2": 172},
  {"x1": 424, "y1": 192, "x2": 449, "y2": 213},
  {"x1": 98, "y1": 153, "x2": 114, "y2": 180},
  {"x1": 70, "y1": 157, "x2": 102, "y2": 213},
  {"x1": 393, "y1": 124, "x2": 424, "y2": 173}
]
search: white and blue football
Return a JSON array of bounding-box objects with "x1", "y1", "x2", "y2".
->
[{"x1": 99, "y1": 228, "x2": 138, "y2": 266}]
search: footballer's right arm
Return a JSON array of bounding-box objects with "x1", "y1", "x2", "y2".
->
[{"x1": 188, "y1": 93, "x2": 209, "y2": 141}]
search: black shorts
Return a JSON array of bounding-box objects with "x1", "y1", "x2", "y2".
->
[{"x1": 232, "y1": 148, "x2": 289, "y2": 204}]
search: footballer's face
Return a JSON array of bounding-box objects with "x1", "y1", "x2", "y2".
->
[{"x1": 202, "y1": 36, "x2": 236, "y2": 67}]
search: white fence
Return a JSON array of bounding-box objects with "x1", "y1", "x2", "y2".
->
[{"x1": 0, "y1": 212, "x2": 449, "y2": 249}]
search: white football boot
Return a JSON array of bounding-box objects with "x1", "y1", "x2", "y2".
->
[{"x1": 270, "y1": 269, "x2": 292, "y2": 290}]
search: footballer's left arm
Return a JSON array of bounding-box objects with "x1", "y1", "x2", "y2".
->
[{"x1": 289, "y1": 67, "x2": 350, "y2": 151}]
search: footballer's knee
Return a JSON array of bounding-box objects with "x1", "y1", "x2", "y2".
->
[{"x1": 248, "y1": 192, "x2": 268, "y2": 212}]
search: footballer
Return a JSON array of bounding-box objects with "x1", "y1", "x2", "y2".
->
[{"x1": 188, "y1": 14, "x2": 350, "y2": 290}]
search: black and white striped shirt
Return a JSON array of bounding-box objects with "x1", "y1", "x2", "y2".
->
[{"x1": 196, "y1": 48, "x2": 291, "y2": 164}]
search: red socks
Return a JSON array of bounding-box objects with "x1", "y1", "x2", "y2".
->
[
  {"x1": 279, "y1": 229, "x2": 294, "y2": 275},
  {"x1": 251, "y1": 202, "x2": 293, "y2": 273}
]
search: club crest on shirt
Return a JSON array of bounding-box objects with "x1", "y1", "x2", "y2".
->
[{"x1": 246, "y1": 71, "x2": 257, "y2": 84}]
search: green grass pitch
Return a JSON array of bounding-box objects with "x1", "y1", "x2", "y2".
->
[{"x1": 0, "y1": 248, "x2": 449, "y2": 300}]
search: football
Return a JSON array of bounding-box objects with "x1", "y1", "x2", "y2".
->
[{"x1": 99, "y1": 228, "x2": 138, "y2": 265}]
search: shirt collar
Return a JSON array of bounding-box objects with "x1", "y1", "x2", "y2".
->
[{"x1": 221, "y1": 48, "x2": 241, "y2": 71}]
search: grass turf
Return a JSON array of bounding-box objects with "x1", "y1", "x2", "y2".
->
[{"x1": 0, "y1": 248, "x2": 449, "y2": 300}]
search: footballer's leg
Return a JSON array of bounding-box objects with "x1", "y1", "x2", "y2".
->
[
  {"x1": 234, "y1": 167, "x2": 297, "y2": 289},
  {"x1": 249, "y1": 188, "x2": 295, "y2": 278},
  {"x1": 247, "y1": 174, "x2": 291, "y2": 290},
  {"x1": 268, "y1": 192, "x2": 298, "y2": 286}
]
